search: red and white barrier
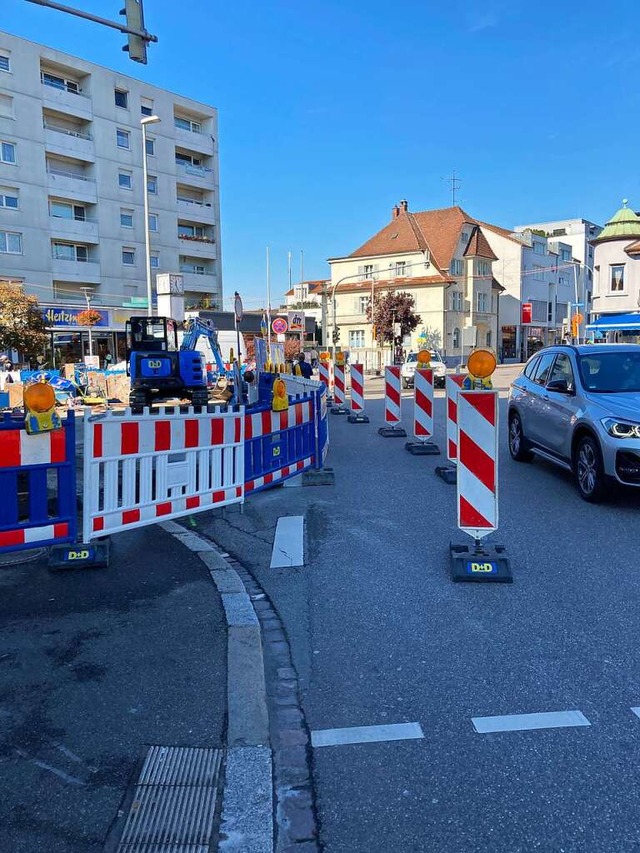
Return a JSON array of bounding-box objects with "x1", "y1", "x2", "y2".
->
[
  {"x1": 350, "y1": 364, "x2": 365, "y2": 414},
  {"x1": 334, "y1": 363, "x2": 346, "y2": 407},
  {"x1": 319, "y1": 360, "x2": 331, "y2": 396},
  {"x1": 457, "y1": 390, "x2": 498, "y2": 539},
  {"x1": 446, "y1": 374, "x2": 466, "y2": 462},
  {"x1": 244, "y1": 399, "x2": 313, "y2": 438},
  {"x1": 83, "y1": 408, "x2": 244, "y2": 541},
  {"x1": 413, "y1": 368, "x2": 434, "y2": 441},
  {"x1": 384, "y1": 366, "x2": 402, "y2": 426}
]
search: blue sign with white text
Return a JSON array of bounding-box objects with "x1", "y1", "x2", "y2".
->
[{"x1": 42, "y1": 307, "x2": 110, "y2": 328}]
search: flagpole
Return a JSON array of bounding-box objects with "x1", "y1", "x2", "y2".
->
[{"x1": 266, "y1": 245, "x2": 272, "y2": 350}]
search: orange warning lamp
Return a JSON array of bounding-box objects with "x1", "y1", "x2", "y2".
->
[
  {"x1": 272, "y1": 377, "x2": 289, "y2": 412},
  {"x1": 320, "y1": 351, "x2": 330, "y2": 361},
  {"x1": 416, "y1": 350, "x2": 432, "y2": 367},
  {"x1": 467, "y1": 348, "x2": 497, "y2": 380},
  {"x1": 24, "y1": 381, "x2": 61, "y2": 435},
  {"x1": 335, "y1": 351, "x2": 345, "y2": 366}
]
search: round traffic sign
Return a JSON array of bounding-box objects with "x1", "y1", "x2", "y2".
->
[
  {"x1": 234, "y1": 292, "x2": 243, "y2": 323},
  {"x1": 272, "y1": 317, "x2": 288, "y2": 335}
]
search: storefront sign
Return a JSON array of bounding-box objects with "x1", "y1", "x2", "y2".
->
[
  {"x1": 521, "y1": 303, "x2": 533, "y2": 324},
  {"x1": 43, "y1": 307, "x2": 110, "y2": 328}
]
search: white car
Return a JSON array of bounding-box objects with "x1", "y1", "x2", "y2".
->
[{"x1": 401, "y1": 351, "x2": 446, "y2": 389}]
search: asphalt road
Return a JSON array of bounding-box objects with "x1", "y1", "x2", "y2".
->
[{"x1": 202, "y1": 383, "x2": 640, "y2": 853}]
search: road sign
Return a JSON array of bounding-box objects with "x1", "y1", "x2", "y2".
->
[
  {"x1": 272, "y1": 317, "x2": 288, "y2": 335},
  {"x1": 288, "y1": 311, "x2": 305, "y2": 333},
  {"x1": 234, "y1": 292, "x2": 243, "y2": 323},
  {"x1": 522, "y1": 303, "x2": 533, "y2": 324}
]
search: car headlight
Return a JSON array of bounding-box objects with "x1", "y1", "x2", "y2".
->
[{"x1": 602, "y1": 418, "x2": 640, "y2": 439}]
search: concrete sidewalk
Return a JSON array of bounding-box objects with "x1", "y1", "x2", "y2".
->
[{"x1": 0, "y1": 525, "x2": 227, "y2": 853}]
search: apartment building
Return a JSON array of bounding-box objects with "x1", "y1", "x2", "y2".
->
[{"x1": 0, "y1": 31, "x2": 221, "y2": 364}]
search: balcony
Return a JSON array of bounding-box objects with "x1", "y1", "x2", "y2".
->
[
  {"x1": 179, "y1": 268, "x2": 217, "y2": 293},
  {"x1": 41, "y1": 81, "x2": 92, "y2": 121},
  {"x1": 175, "y1": 160, "x2": 214, "y2": 185},
  {"x1": 177, "y1": 197, "x2": 216, "y2": 222},
  {"x1": 51, "y1": 257, "x2": 101, "y2": 284},
  {"x1": 178, "y1": 234, "x2": 217, "y2": 258},
  {"x1": 46, "y1": 167, "x2": 97, "y2": 204},
  {"x1": 174, "y1": 126, "x2": 214, "y2": 155},
  {"x1": 44, "y1": 123, "x2": 94, "y2": 162},
  {"x1": 49, "y1": 215, "x2": 99, "y2": 243}
]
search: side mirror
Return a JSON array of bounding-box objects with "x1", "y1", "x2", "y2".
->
[{"x1": 546, "y1": 378, "x2": 573, "y2": 395}]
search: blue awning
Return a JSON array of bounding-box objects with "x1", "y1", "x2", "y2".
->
[{"x1": 586, "y1": 313, "x2": 640, "y2": 331}]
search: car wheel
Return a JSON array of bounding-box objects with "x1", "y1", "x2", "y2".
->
[
  {"x1": 573, "y1": 435, "x2": 607, "y2": 503},
  {"x1": 508, "y1": 412, "x2": 533, "y2": 462}
]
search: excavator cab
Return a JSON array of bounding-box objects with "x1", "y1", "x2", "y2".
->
[{"x1": 125, "y1": 316, "x2": 178, "y2": 357}]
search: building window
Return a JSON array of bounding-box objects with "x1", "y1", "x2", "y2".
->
[
  {"x1": 477, "y1": 260, "x2": 491, "y2": 277},
  {"x1": 175, "y1": 116, "x2": 202, "y2": 133},
  {"x1": 0, "y1": 230, "x2": 22, "y2": 254},
  {"x1": 120, "y1": 208, "x2": 134, "y2": 227},
  {"x1": 145, "y1": 137, "x2": 155, "y2": 156},
  {"x1": 175, "y1": 151, "x2": 202, "y2": 167},
  {"x1": 548, "y1": 301, "x2": 554, "y2": 322},
  {"x1": 141, "y1": 97, "x2": 154, "y2": 116},
  {"x1": 116, "y1": 128, "x2": 130, "y2": 149},
  {"x1": 486, "y1": 331, "x2": 492, "y2": 348},
  {"x1": 450, "y1": 259, "x2": 464, "y2": 276},
  {"x1": 0, "y1": 188, "x2": 18, "y2": 209},
  {"x1": 150, "y1": 252, "x2": 159, "y2": 269},
  {"x1": 356, "y1": 295, "x2": 369, "y2": 314},
  {"x1": 533, "y1": 241, "x2": 545, "y2": 255},
  {"x1": 50, "y1": 200, "x2": 85, "y2": 221},
  {"x1": 560, "y1": 248, "x2": 571, "y2": 261},
  {"x1": 0, "y1": 53, "x2": 10, "y2": 72},
  {"x1": 532, "y1": 264, "x2": 545, "y2": 279},
  {"x1": 363, "y1": 264, "x2": 374, "y2": 279},
  {"x1": 114, "y1": 89, "x2": 128, "y2": 109},
  {"x1": 122, "y1": 248, "x2": 136, "y2": 265},
  {"x1": 453, "y1": 327, "x2": 461, "y2": 348},
  {"x1": 0, "y1": 94, "x2": 13, "y2": 118},
  {"x1": 0, "y1": 141, "x2": 16, "y2": 164},
  {"x1": 395, "y1": 261, "x2": 407, "y2": 277},
  {"x1": 349, "y1": 330, "x2": 366, "y2": 348},
  {"x1": 52, "y1": 242, "x2": 87, "y2": 261},
  {"x1": 451, "y1": 291, "x2": 463, "y2": 311},
  {"x1": 477, "y1": 292, "x2": 488, "y2": 312},
  {"x1": 610, "y1": 264, "x2": 625, "y2": 292},
  {"x1": 178, "y1": 223, "x2": 205, "y2": 238},
  {"x1": 118, "y1": 170, "x2": 132, "y2": 189},
  {"x1": 41, "y1": 71, "x2": 79, "y2": 93},
  {"x1": 147, "y1": 175, "x2": 158, "y2": 194},
  {"x1": 148, "y1": 213, "x2": 158, "y2": 232}
]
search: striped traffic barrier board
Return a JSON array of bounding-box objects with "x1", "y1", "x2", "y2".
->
[
  {"x1": 405, "y1": 368, "x2": 439, "y2": 455},
  {"x1": 347, "y1": 363, "x2": 369, "y2": 424},
  {"x1": 332, "y1": 362, "x2": 348, "y2": 414},
  {"x1": 378, "y1": 366, "x2": 406, "y2": 437},
  {"x1": 446, "y1": 373, "x2": 466, "y2": 463},
  {"x1": 319, "y1": 359, "x2": 332, "y2": 399}
]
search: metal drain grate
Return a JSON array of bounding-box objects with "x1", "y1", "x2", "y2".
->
[{"x1": 117, "y1": 746, "x2": 224, "y2": 853}]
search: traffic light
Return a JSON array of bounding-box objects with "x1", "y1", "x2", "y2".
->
[{"x1": 120, "y1": 0, "x2": 147, "y2": 64}]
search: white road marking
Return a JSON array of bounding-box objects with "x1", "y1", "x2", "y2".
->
[
  {"x1": 270, "y1": 515, "x2": 304, "y2": 568},
  {"x1": 631, "y1": 707, "x2": 640, "y2": 720},
  {"x1": 311, "y1": 722, "x2": 424, "y2": 748},
  {"x1": 472, "y1": 710, "x2": 591, "y2": 734}
]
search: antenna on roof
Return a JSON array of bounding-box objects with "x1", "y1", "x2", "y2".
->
[{"x1": 442, "y1": 169, "x2": 461, "y2": 206}]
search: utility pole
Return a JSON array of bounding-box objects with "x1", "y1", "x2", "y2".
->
[{"x1": 321, "y1": 281, "x2": 328, "y2": 349}]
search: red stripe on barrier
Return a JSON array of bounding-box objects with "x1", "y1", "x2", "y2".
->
[
  {"x1": 50, "y1": 429, "x2": 66, "y2": 463},
  {"x1": 185, "y1": 420, "x2": 199, "y2": 448},
  {"x1": 459, "y1": 495, "x2": 493, "y2": 529},
  {"x1": 122, "y1": 509, "x2": 140, "y2": 525},
  {"x1": 186, "y1": 495, "x2": 200, "y2": 509},
  {"x1": 155, "y1": 421, "x2": 171, "y2": 452},
  {"x1": 0, "y1": 430, "x2": 21, "y2": 468},
  {"x1": 448, "y1": 438, "x2": 456, "y2": 458},
  {"x1": 279, "y1": 411, "x2": 288, "y2": 431},
  {"x1": 459, "y1": 432, "x2": 495, "y2": 492},
  {"x1": 121, "y1": 422, "x2": 139, "y2": 455},
  {"x1": 416, "y1": 388, "x2": 433, "y2": 418},
  {"x1": 244, "y1": 415, "x2": 253, "y2": 440},
  {"x1": 246, "y1": 481, "x2": 256, "y2": 492},
  {"x1": 387, "y1": 384, "x2": 401, "y2": 407},
  {"x1": 261, "y1": 411, "x2": 271, "y2": 436},
  {"x1": 93, "y1": 423, "x2": 103, "y2": 458},
  {"x1": 264, "y1": 472, "x2": 273, "y2": 485},
  {"x1": 93, "y1": 516, "x2": 104, "y2": 532},
  {"x1": 53, "y1": 522, "x2": 69, "y2": 538},
  {"x1": 213, "y1": 490, "x2": 225, "y2": 503},
  {"x1": 447, "y1": 398, "x2": 457, "y2": 421},
  {"x1": 235, "y1": 418, "x2": 241, "y2": 444},
  {"x1": 211, "y1": 419, "x2": 224, "y2": 445},
  {"x1": 0, "y1": 529, "x2": 23, "y2": 546},
  {"x1": 470, "y1": 392, "x2": 497, "y2": 426},
  {"x1": 156, "y1": 502, "x2": 172, "y2": 516},
  {"x1": 416, "y1": 421, "x2": 428, "y2": 436},
  {"x1": 236, "y1": 486, "x2": 242, "y2": 498},
  {"x1": 295, "y1": 404, "x2": 304, "y2": 426}
]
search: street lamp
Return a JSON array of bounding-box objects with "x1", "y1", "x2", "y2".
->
[
  {"x1": 81, "y1": 286, "x2": 94, "y2": 358},
  {"x1": 141, "y1": 115, "x2": 160, "y2": 317}
]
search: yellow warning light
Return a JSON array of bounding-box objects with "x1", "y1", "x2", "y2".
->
[
  {"x1": 416, "y1": 350, "x2": 432, "y2": 366},
  {"x1": 335, "y1": 351, "x2": 345, "y2": 366},
  {"x1": 320, "y1": 351, "x2": 330, "y2": 361},
  {"x1": 24, "y1": 382, "x2": 55, "y2": 412},
  {"x1": 467, "y1": 348, "x2": 497, "y2": 379},
  {"x1": 272, "y1": 377, "x2": 289, "y2": 411}
]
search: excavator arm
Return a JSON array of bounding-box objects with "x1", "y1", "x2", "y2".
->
[{"x1": 180, "y1": 317, "x2": 228, "y2": 377}]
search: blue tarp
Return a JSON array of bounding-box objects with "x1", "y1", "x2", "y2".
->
[{"x1": 586, "y1": 313, "x2": 640, "y2": 331}]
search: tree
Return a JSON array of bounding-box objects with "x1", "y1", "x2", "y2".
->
[
  {"x1": 416, "y1": 325, "x2": 442, "y2": 351},
  {"x1": 284, "y1": 338, "x2": 301, "y2": 360},
  {"x1": 366, "y1": 291, "x2": 421, "y2": 344},
  {"x1": 0, "y1": 282, "x2": 48, "y2": 366}
]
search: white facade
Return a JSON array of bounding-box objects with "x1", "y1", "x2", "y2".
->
[
  {"x1": 0, "y1": 31, "x2": 221, "y2": 320},
  {"x1": 590, "y1": 203, "x2": 640, "y2": 329}
]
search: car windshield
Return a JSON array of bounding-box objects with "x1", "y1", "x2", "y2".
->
[
  {"x1": 406, "y1": 351, "x2": 442, "y2": 363},
  {"x1": 578, "y1": 351, "x2": 640, "y2": 393}
]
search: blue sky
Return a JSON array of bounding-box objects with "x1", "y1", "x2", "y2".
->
[{"x1": 7, "y1": 0, "x2": 640, "y2": 308}]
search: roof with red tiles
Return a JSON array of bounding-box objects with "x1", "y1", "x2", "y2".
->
[{"x1": 464, "y1": 227, "x2": 498, "y2": 260}]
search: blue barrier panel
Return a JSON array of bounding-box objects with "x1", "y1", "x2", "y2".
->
[
  {"x1": 315, "y1": 385, "x2": 329, "y2": 468},
  {"x1": 244, "y1": 395, "x2": 316, "y2": 493},
  {"x1": 0, "y1": 412, "x2": 77, "y2": 553}
]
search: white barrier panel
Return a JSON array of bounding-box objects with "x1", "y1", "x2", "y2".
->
[
  {"x1": 457, "y1": 390, "x2": 498, "y2": 539},
  {"x1": 350, "y1": 364, "x2": 365, "y2": 414},
  {"x1": 413, "y1": 368, "x2": 434, "y2": 440},
  {"x1": 446, "y1": 374, "x2": 466, "y2": 463},
  {"x1": 83, "y1": 407, "x2": 244, "y2": 541},
  {"x1": 384, "y1": 366, "x2": 402, "y2": 426}
]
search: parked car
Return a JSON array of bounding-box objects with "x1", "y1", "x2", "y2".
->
[
  {"x1": 508, "y1": 344, "x2": 640, "y2": 502},
  {"x1": 400, "y1": 351, "x2": 446, "y2": 389}
]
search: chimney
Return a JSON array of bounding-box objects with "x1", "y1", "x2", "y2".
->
[
  {"x1": 400, "y1": 199, "x2": 408, "y2": 212},
  {"x1": 392, "y1": 204, "x2": 400, "y2": 220}
]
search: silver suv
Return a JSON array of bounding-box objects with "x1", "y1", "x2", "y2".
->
[{"x1": 508, "y1": 344, "x2": 640, "y2": 502}]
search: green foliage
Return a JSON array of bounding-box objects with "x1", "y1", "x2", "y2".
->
[{"x1": 0, "y1": 283, "x2": 48, "y2": 365}]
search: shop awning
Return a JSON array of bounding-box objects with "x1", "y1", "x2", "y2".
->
[{"x1": 586, "y1": 313, "x2": 640, "y2": 331}]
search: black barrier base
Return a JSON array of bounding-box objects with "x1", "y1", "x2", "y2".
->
[
  {"x1": 378, "y1": 426, "x2": 407, "y2": 438},
  {"x1": 302, "y1": 467, "x2": 335, "y2": 486},
  {"x1": 49, "y1": 540, "x2": 110, "y2": 571},
  {"x1": 405, "y1": 441, "x2": 440, "y2": 455},
  {"x1": 450, "y1": 541, "x2": 512, "y2": 583},
  {"x1": 347, "y1": 413, "x2": 370, "y2": 424},
  {"x1": 435, "y1": 465, "x2": 457, "y2": 484},
  {"x1": 331, "y1": 406, "x2": 349, "y2": 416}
]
